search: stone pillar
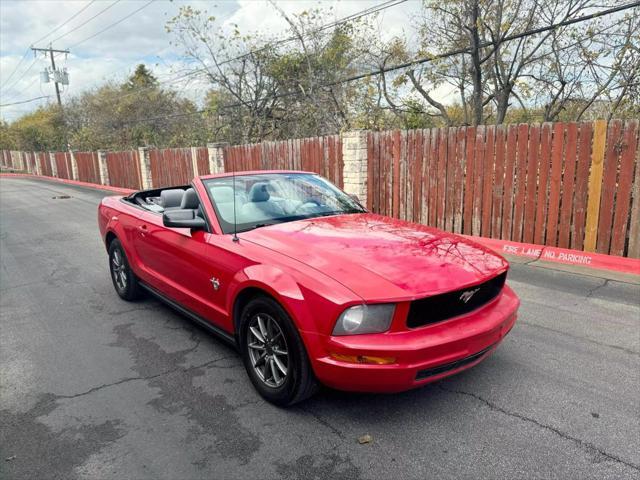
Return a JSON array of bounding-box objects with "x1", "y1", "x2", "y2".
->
[
  {"x1": 137, "y1": 147, "x2": 153, "y2": 190},
  {"x1": 69, "y1": 151, "x2": 78, "y2": 180},
  {"x1": 341, "y1": 130, "x2": 369, "y2": 206},
  {"x1": 190, "y1": 146, "x2": 199, "y2": 177},
  {"x1": 97, "y1": 150, "x2": 110, "y2": 185},
  {"x1": 49, "y1": 152, "x2": 58, "y2": 177},
  {"x1": 207, "y1": 142, "x2": 227, "y2": 174}
]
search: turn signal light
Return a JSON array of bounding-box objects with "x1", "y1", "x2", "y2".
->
[{"x1": 329, "y1": 353, "x2": 396, "y2": 365}]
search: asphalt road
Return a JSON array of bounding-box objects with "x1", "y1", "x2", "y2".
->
[{"x1": 1, "y1": 176, "x2": 639, "y2": 480}]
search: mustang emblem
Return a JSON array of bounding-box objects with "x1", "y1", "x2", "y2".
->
[
  {"x1": 459, "y1": 287, "x2": 480, "y2": 303},
  {"x1": 210, "y1": 277, "x2": 220, "y2": 291}
]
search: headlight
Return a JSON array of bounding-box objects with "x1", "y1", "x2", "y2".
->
[{"x1": 332, "y1": 304, "x2": 396, "y2": 335}]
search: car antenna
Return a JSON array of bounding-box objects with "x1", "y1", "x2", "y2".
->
[{"x1": 231, "y1": 149, "x2": 239, "y2": 243}]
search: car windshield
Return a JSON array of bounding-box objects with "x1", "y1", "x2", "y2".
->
[{"x1": 203, "y1": 173, "x2": 366, "y2": 234}]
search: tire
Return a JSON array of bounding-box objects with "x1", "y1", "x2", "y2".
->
[
  {"x1": 108, "y1": 238, "x2": 142, "y2": 301},
  {"x1": 239, "y1": 295, "x2": 318, "y2": 406}
]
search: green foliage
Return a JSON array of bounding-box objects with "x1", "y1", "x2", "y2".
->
[{"x1": 0, "y1": 105, "x2": 66, "y2": 151}]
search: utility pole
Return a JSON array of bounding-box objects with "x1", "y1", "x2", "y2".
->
[{"x1": 31, "y1": 45, "x2": 69, "y2": 107}]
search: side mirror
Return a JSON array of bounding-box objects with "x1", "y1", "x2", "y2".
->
[{"x1": 163, "y1": 209, "x2": 206, "y2": 230}]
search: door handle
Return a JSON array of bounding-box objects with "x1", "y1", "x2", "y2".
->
[{"x1": 138, "y1": 224, "x2": 148, "y2": 235}]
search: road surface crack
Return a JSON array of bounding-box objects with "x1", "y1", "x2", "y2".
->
[
  {"x1": 53, "y1": 354, "x2": 237, "y2": 402},
  {"x1": 299, "y1": 406, "x2": 347, "y2": 440},
  {"x1": 585, "y1": 279, "x2": 609, "y2": 299},
  {"x1": 437, "y1": 385, "x2": 639, "y2": 472}
]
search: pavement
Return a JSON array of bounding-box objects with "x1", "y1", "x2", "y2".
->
[{"x1": 1, "y1": 176, "x2": 639, "y2": 480}]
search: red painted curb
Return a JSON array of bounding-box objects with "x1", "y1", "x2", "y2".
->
[
  {"x1": 464, "y1": 235, "x2": 640, "y2": 276},
  {"x1": 0, "y1": 173, "x2": 134, "y2": 195},
  {"x1": 3, "y1": 173, "x2": 638, "y2": 277}
]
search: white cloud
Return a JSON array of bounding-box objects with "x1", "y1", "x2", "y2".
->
[{"x1": 0, "y1": 0, "x2": 424, "y2": 122}]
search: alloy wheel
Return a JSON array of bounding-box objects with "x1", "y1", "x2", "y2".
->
[
  {"x1": 111, "y1": 249, "x2": 127, "y2": 291},
  {"x1": 247, "y1": 313, "x2": 289, "y2": 388}
]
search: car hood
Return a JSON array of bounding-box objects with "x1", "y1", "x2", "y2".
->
[{"x1": 242, "y1": 213, "x2": 508, "y2": 301}]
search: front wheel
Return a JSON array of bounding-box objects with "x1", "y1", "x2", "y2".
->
[
  {"x1": 239, "y1": 295, "x2": 318, "y2": 406},
  {"x1": 108, "y1": 238, "x2": 142, "y2": 301}
]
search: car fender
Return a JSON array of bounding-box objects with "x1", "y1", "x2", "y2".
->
[
  {"x1": 227, "y1": 264, "x2": 308, "y2": 324},
  {"x1": 101, "y1": 205, "x2": 141, "y2": 274}
]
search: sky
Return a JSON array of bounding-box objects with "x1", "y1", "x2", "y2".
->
[{"x1": 0, "y1": 0, "x2": 423, "y2": 122}]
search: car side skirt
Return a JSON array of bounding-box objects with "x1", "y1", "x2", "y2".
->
[{"x1": 139, "y1": 281, "x2": 237, "y2": 348}]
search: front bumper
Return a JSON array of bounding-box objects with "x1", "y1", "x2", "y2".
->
[{"x1": 306, "y1": 285, "x2": 519, "y2": 393}]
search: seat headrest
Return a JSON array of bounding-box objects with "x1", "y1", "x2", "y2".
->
[
  {"x1": 160, "y1": 189, "x2": 185, "y2": 208},
  {"x1": 248, "y1": 182, "x2": 270, "y2": 202},
  {"x1": 181, "y1": 188, "x2": 200, "y2": 210},
  {"x1": 211, "y1": 186, "x2": 234, "y2": 204}
]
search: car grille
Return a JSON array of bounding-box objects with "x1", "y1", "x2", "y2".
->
[
  {"x1": 415, "y1": 342, "x2": 496, "y2": 380},
  {"x1": 406, "y1": 271, "x2": 507, "y2": 328}
]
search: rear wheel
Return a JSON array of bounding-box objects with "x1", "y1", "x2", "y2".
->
[
  {"x1": 108, "y1": 238, "x2": 142, "y2": 301},
  {"x1": 239, "y1": 295, "x2": 318, "y2": 406}
]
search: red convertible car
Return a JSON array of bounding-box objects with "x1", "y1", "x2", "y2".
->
[{"x1": 98, "y1": 171, "x2": 519, "y2": 405}]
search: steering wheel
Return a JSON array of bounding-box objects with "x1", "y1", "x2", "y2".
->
[{"x1": 295, "y1": 199, "x2": 322, "y2": 213}]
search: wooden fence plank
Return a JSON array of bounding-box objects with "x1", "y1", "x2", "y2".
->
[
  {"x1": 512, "y1": 124, "x2": 529, "y2": 242},
  {"x1": 533, "y1": 123, "x2": 552, "y2": 244},
  {"x1": 546, "y1": 122, "x2": 565, "y2": 246},
  {"x1": 400, "y1": 131, "x2": 408, "y2": 220},
  {"x1": 421, "y1": 129, "x2": 431, "y2": 224},
  {"x1": 453, "y1": 127, "x2": 466, "y2": 233},
  {"x1": 584, "y1": 119, "x2": 607, "y2": 252},
  {"x1": 406, "y1": 130, "x2": 414, "y2": 221},
  {"x1": 611, "y1": 120, "x2": 638, "y2": 256},
  {"x1": 501, "y1": 125, "x2": 517, "y2": 239},
  {"x1": 491, "y1": 125, "x2": 505, "y2": 238},
  {"x1": 472, "y1": 126, "x2": 485, "y2": 236},
  {"x1": 596, "y1": 119, "x2": 623, "y2": 254},
  {"x1": 481, "y1": 125, "x2": 495, "y2": 237},
  {"x1": 436, "y1": 128, "x2": 448, "y2": 229},
  {"x1": 558, "y1": 123, "x2": 578, "y2": 248},
  {"x1": 428, "y1": 128, "x2": 439, "y2": 226},
  {"x1": 392, "y1": 130, "x2": 401, "y2": 218},
  {"x1": 572, "y1": 122, "x2": 592, "y2": 250},
  {"x1": 412, "y1": 131, "x2": 424, "y2": 223},
  {"x1": 463, "y1": 127, "x2": 476, "y2": 234},
  {"x1": 445, "y1": 128, "x2": 457, "y2": 232},
  {"x1": 523, "y1": 124, "x2": 540, "y2": 243}
]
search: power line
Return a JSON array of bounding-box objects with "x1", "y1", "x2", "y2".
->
[
  {"x1": 217, "y1": 0, "x2": 408, "y2": 66},
  {"x1": 68, "y1": 0, "x2": 156, "y2": 49},
  {"x1": 99, "y1": 0, "x2": 407, "y2": 103},
  {"x1": 118, "y1": 1, "x2": 640, "y2": 126},
  {"x1": 0, "y1": 96, "x2": 50, "y2": 107},
  {"x1": 48, "y1": 0, "x2": 122, "y2": 44},
  {"x1": 1, "y1": 1, "x2": 95, "y2": 95},
  {"x1": 1, "y1": 58, "x2": 38, "y2": 94},
  {"x1": 1, "y1": 50, "x2": 31, "y2": 91},
  {"x1": 31, "y1": 0, "x2": 98, "y2": 46}
]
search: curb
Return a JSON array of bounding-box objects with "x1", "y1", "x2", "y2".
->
[
  {"x1": 0, "y1": 173, "x2": 134, "y2": 195},
  {"x1": 3, "y1": 173, "x2": 638, "y2": 277},
  {"x1": 464, "y1": 235, "x2": 640, "y2": 277}
]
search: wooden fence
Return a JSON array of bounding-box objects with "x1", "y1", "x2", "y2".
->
[
  {"x1": 1, "y1": 120, "x2": 638, "y2": 258},
  {"x1": 223, "y1": 135, "x2": 343, "y2": 188},
  {"x1": 367, "y1": 119, "x2": 639, "y2": 258},
  {"x1": 106, "y1": 150, "x2": 142, "y2": 190}
]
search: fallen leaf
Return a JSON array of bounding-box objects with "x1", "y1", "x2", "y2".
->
[
  {"x1": 358, "y1": 434, "x2": 372, "y2": 444},
  {"x1": 5, "y1": 455, "x2": 16, "y2": 462}
]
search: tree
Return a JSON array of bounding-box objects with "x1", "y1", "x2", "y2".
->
[
  {"x1": 1, "y1": 105, "x2": 66, "y2": 151},
  {"x1": 166, "y1": 5, "x2": 376, "y2": 142},
  {"x1": 124, "y1": 64, "x2": 159, "y2": 90},
  {"x1": 64, "y1": 64, "x2": 207, "y2": 150}
]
